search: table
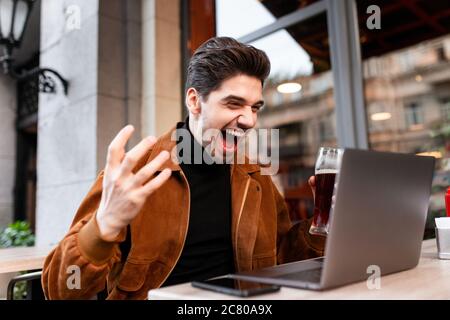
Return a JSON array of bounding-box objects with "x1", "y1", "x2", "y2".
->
[
  {"x1": 0, "y1": 246, "x2": 54, "y2": 273},
  {"x1": 0, "y1": 246, "x2": 54, "y2": 299},
  {"x1": 148, "y1": 239, "x2": 450, "y2": 299}
]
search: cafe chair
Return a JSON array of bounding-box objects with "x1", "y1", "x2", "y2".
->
[
  {"x1": 7, "y1": 271, "x2": 109, "y2": 300},
  {"x1": 7, "y1": 270, "x2": 43, "y2": 300}
]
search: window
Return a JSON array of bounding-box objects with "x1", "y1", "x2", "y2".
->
[
  {"x1": 272, "y1": 91, "x2": 283, "y2": 107},
  {"x1": 216, "y1": 0, "x2": 322, "y2": 39},
  {"x1": 357, "y1": 0, "x2": 450, "y2": 239},
  {"x1": 404, "y1": 102, "x2": 424, "y2": 128},
  {"x1": 318, "y1": 113, "x2": 335, "y2": 143}
]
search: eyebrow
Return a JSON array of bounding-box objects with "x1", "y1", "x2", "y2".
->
[{"x1": 220, "y1": 95, "x2": 264, "y2": 106}]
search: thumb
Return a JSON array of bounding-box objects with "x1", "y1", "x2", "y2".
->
[
  {"x1": 308, "y1": 176, "x2": 316, "y2": 198},
  {"x1": 308, "y1": 176, "x2": 316, "y2": 188}
]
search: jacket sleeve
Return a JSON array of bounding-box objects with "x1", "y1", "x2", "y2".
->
[
  {"x1": 273, "y1": 183, "x2": 326, "y2": 264},
  {"x1": 41, "y1": 171, "x2": 126, "y2": 300}
]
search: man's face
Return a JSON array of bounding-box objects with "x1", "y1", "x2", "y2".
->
[{"x1": 187, "y1": 74, "x2": 264, "y2": 157}]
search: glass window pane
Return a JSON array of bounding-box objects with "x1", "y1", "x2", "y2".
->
[
  {"x1": 0, "y1": 0, "x2": 14, "y2": 38},
  {"x1": 357, "y1": 0, "x2": 450, "y2": 239},
  {"x1": 216, "y1": 0, "x2": 322, "y2": 39},
  {"x1": 217, "y1": 10, "x2": 335, "y2": 223},
  {"x1": 13, "y1": 0, "x2": 28, "y2": 41}
]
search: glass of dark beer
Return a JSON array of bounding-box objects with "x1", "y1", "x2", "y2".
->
[{"x1": 309, "y1": 147, "x2": 343, "y2": 236}]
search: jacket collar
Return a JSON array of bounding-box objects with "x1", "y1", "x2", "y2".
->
[{"x1": 146, "y1": 123, "x2": 261, "y2": 174}]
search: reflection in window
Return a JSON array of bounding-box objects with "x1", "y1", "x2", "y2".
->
[
  {"x1": 404, "y1": 102, "x2": 424, "y2": 128},
  {"x1": 362, "y1": 33, "x2": 450, "y2": 239},
  {"x1": 271, "y1": 91, "x2": 283, "y2": 107},
  {"x1": 252, "y1": 29, "x2": 314, "y2": 80},
  {"x1": 216, "y1": 0, "x2": 321, "y2": 39},
  {"x1": 439, "y1": 98, "x2": 450, "y2": 121},
  {"x1": 318, "y1": 112, "x2": 335, "y2": 144},
  {"x1": 217, "y1": 10, "x2": 335, "y2": 223},
  {"x1": 357, "y1": 0, "x2": 450, "y2": 234}
]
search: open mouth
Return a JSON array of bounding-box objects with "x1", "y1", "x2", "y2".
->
[{"x1": 220, "y1": 128, "x2": 245, "y2": 153}]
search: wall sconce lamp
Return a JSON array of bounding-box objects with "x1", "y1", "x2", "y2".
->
[{"x1": 0, "y1": 0, "x2": 68, "y2": 94}]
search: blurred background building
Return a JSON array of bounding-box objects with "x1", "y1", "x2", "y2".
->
[{"x1": 0, "y1": 0, "x2": 448, "y2": 246}]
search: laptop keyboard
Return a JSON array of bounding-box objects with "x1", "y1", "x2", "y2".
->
[{"x1": 276, "y1": 267, "x2": 323, "y2": 283}]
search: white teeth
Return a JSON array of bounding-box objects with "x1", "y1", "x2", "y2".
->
[{"x1": 225, "y1": 129, "x2": 244, "y2": 137}]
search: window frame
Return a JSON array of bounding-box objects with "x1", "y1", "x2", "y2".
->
[{"x1": 235, "y1": 0, "x2": 369, "y2": 149}]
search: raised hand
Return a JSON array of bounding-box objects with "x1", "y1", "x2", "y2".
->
[{"x1": 96, "y1": 125, "x2": 172, "y2": 241}]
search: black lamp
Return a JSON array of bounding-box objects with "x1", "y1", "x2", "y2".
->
[{"x1": 0, "y1": 0, "x2": 68, "y2": 94}]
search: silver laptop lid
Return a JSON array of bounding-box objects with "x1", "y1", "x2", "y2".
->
[{"x1": 321, "y1": 149, "x2": 435, "y2": 289}]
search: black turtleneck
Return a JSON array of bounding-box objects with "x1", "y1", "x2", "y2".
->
[{"x1": 162, "y1": 120, "x2": 234, "y2": 286}]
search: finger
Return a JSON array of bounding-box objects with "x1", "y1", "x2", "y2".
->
[
  {"x1": 308, "y1": 176, "x2": 316, "y2": 187},
  {"x1": 121, "y1": 136, "x2": 158, "y2": 174},
  {"x1": 141, "y1": 168, "x2": 172, "y2": 195},
  {"x1": 133, "y1": 151, "x2": 171, "y2": 186},
  {"x1": 308, "y1": 176, "x2": 316, "y2": 198},
  {"x1": 106, "y1": 125, "x2": 135, "y2": 169}
]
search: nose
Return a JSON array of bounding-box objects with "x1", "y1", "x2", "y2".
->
[{"x1": 237, "y1": 107, "x2": 256, "y2": 129}]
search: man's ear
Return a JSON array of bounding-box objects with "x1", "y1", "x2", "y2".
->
[{"x1": 185, "y1": 88, "x2": 201, "y2": 115}]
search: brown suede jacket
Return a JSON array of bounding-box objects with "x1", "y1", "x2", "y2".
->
[{"x1": 42, "y1": 125, "x2": 325, "y2": 300}]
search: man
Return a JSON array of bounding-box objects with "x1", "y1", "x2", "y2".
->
[{"x1": 42, "y1": 37, "x2": 325, "y2": 300}]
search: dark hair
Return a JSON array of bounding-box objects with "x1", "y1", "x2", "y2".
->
[{"x1": 186, "y1": 37, "x2": 271, "y2": 100}]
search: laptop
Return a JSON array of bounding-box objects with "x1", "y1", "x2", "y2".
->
[{"x1": 232, "y1": 149, "x2": 435, "y2": 290}]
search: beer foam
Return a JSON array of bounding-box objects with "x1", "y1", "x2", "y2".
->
[{"x1": 315, "y1": 168, "x2": 338, "y2": 175}]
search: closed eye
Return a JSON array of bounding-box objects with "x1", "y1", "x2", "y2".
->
[
  {"x1": 252, "y1": 104, "x2": 264, "y2": 112},
  {"x1": 227, "y1": 102, "x2": 243, "y2": 108}
]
